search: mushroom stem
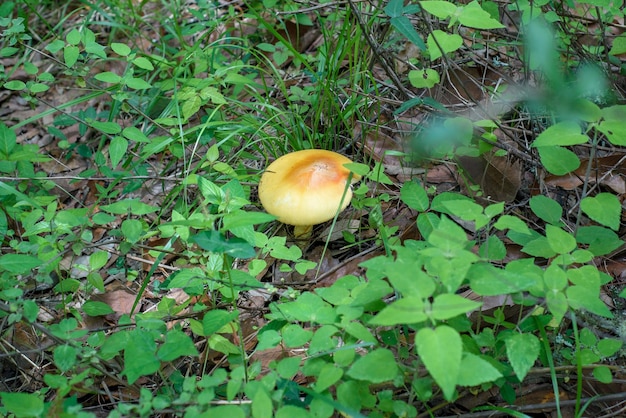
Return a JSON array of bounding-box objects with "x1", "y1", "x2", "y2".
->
[{"x1": 294, "y1": 225, "x2": 313, "y2": 240}]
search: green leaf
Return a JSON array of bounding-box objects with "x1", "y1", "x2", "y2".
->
[
  {"x1": 203, "y1": 309, "x2": 239, "y2": 336},
  {"x1": 427, "y1": 30, "x2": 463, "y2": 60},
  {"x1": 459, "y1": 1, "x2": 504, "y2": 29},
  {"x1": 94, "y1": 71, "x2": 122, "y2": 83},
  {"x1": 545, "y1": 224, "x2": 576, "y2": 254},
  {"x1": 64, "y1": 45, "x2": 80, "y2": 68},
  {"x1": 531, "y1": 121, "x2": 589, "y2": 146},
  {"x1": 369, "y1": 297, "x2": 427, "y2": 325},
  {"x1": 54, "y1": 344, "x2": 78, "y2": 372},
  {"x1": 122, "y1": 126, "x2": 149, "y2": 142},
  {"x1": 597, "y1": 338, "x2": 622, "y2": 357},
  {"x1": 546, "y1": 290, "x2": 568, "y2": 324},
  {"x1": 593, "y1": 366, "x2": 613, "y2": 384},
  {"x1": 0, "y1": 123, "x2": 16, "y2": 155},
  {"x1": 390, "y1": 16, "x2": 426, "y2": 50},
  {"x1": 3, "y1": 80, "x2": 25, "y2": 90},
  {"x1": 0, "y1": 254, "x2": 44, "y2": 273},
  {"x1": 530, "y1": 195, "x2": 562, "y2": 225},
  {"x1": 416, "y1": 326, "x2": 461, "y2": 401},
  {"x1": 158, "y1": 329, "x2": 199, "y2": 361},
  {"x1": 132, "y1": 56, "x2": 154, "y2": 70},
  {"x1": 88, "y1": 120, "x2": 122, "y2": 134},
  {"x1": 457, "y1": 353, "x2": 502, "y2": 386},
  {"x1": 420, "y1": 1, "x2": 457, "y2": 19},
  {"x1": 505, "y1": 333, "x2": 540, "y2": 381},
  {"x1": 123, "y1": 329, "x2": 160, "y2": 384},
  {"x1": 0, "y1": 392, "x2": 44, "y2": 417},
  {"x1": 125, "y1": 77, "x2": 152, "y2": 90},
  {"x1": 82, "y1": 301, "x2": 115, "y2": 316},
  {"x1": 121, "y1": 219, "x2": 143, "y2": 243},
  {"x1": 580, "y1": 193, "x2": 621, "y2": 231},
  {"x1": 431, "y1": 294, "x2": 481, "y2": 320},
  {"x1": 408, "y1": 68, "x2": 440, "y2": 88},
  {"x1": 278, "y1": 292, "x2": 336, "y2": 324},
  {"x1": 567, "y1": 285, "x2": 613, "y2": 318},
  {"x1": 315, "y1": 363, "x2": 344, "y2": 392},
  {"x1": 109, "y1": 136, "x2": 128, "y2": 167},
  {"x1": 609, "y1": 33, "x2": 626, "y2": 56},
  {"x1": 66, "y1": 28, "x2": 81, "y2": 45},
  {"x1": 576, "y1": 226, "x2": 623, "y2": 256},
  {"x1": 346, "y1": 348, "x2": 399, "y2": 383},
  {"x1": 479, "y1": 234, "x2": 506, "y2": 260},
  {"x1": 536, "y1": 146, "x2": 580, "y2": 175},
  {"x1": 282, "y1": 324, "x2": 313, "y2": 347},
  {"x1": 111, "y1": 42, "x2": 131, "y2": 56},
  {"x1": 192, "y1": 230, "x2": 255, "y2": 259}
]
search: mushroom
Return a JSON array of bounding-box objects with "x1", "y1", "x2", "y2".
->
[{"x1": 258, "y1": 149, "x2": 360, "y2": 239}]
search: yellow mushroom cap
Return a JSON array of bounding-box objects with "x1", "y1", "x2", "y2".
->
[{"x1": 258, "y1": 149, "x2": 359, "y2": 226}]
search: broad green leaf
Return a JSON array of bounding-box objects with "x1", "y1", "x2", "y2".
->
[
  {"x1": 597, "y1": 339, "x2": 622, "y2": 357},
  {"x1": 409, "y1": 68, "x2": 440, "y2": 88},
  {"x1": 609, "y1": 34, "x2": 626, "y2": 55},
  {"x1": 469, "y1": 261, "x2": 541, "y2": 296},
  {"x1": 109, "y1": 135, "x2": 128, "y2": 167},
  {"x1": 383, "y1": 0, "x2": 405, "y2": 17},
  {"x1": 479, "y1": 234, "x2": 506, "y2": 260},
  {"x1": 282, "y1": 324, "x2": 313, "y2": 348},
  {"x1": 82, "y1": 301, "x2": 115, "y2": 316},
  {"x1": 416, "y1": 326, "x2": 461, "y2": 400},
  {"x1": 346, "y1": 348, "x2": 399, "y2": 383},
  {"x1": 3, "y1": 80, "x2": 25, "y2": 90},
  {"x1": 64, "y1": 45, "x2": 80, "y2": 67},
  {"x1": 545, "y1": 224, "x2": 576, "y2": 254},
  {"x1": 536, "y1": 146, "x2": 580, "y2": 175},
  {"x1": 0, "y1": 392, "x2": 44, "y2": 417},
  {"x1": 95, "y1": 71, "x2": 122, "y2": 83},
  {"x1": 89, "y1": 250, "x2": 109, "y2": 271},
  {"x1": 88, "y1": 120, "x2": 122, "y2": 134},
  {"x1": 223, "y1": 211, "x2": 277, "y2": 229},
  {"x1": 122, "y1": 126, "x2": 149, "y2": 142},
  {"x1": 567, "y1": 285, "x2": 613, "y2": 318},
  {"x1": 0, "y1": 123, "x2": 16, "y2": 155},
  {"x1": 459, "y1": 1, "x2": 504, "y2": 29},
  {"x1": 315, "y1": 363, "x2": 344, "y2": 392},
  {"x1": 0, "y1": 253, "x2": 43, "y2": 273},
  {"x1": 400, "y1": 181, "x2": 430, "y2": 211},
  {"x1": 597, "y1": 106, "x2": 626, "y2": 146},
  {"x1": 276, "y1": 406, "x2": 311, "y2": 418},
  {"x1": 546, "y1": 290, "x2": 568, "y2": 324},
  {"x1": 576, "y1": 226, "x2": 623, "y2": 256},
  {"x1": 544, "y1": 264, "x2": 567, "y2": 291},
  {"x1": 531, "y1": 121, "x2": 588, "y2": 146},
  {"x1": 518, "y1": 236, "x2": 551, "y2": 256},
  {"x1": 158, "y1": 329, "x2": 199, "y2": 361},
  {"x1": 278, "y1": 292, "x2": 336, "y2": 324},
  {"x1": 431, "y1": 293, "x2": 481, "y2": 320},
  {"x1": 593, "y1": 366, "x2": 613, "y2": 384},
  {"x1": 197, "y1": 177, "x2": 225, "y2": 205},
  {"x1": 203, "y1": 309, "x2": 239, "y2": 336},
  {"x1": 121, "y1": 219, "x2": 143, "y2": 243},
  {"x1": 125, "y1": 77, "x2": 152, "y2": 90},
  {"x1": 420, "y1": 1, "x2": 457, "y2": 18},
  {"x1": 493, "y1": 215, "x2": 532, "y2": 234},
  {"x1": 457, "y1": 353, "x2": 502, "y2": 386},
  {"x1": 530, "y1": 195, "x2": 562, "y2": 225},
  {"x1": 66, "y1": 28, "x2": 81, "y2": 45},
  {"x1": 505, "y1": 333, "x2": 540, "y2": 381},
  {"x1": 369, "y1": 297, "x2": 427, "y2": 325},
  {"x1": 580, "y1": 193, "x2": 621, "y2": 231},
  {"x1": 132, "y1": 56, "x2": 154, "y2": 70},
  {"x1": 427, "y1": 30, "x2": 463, "y2": 60},
  {"x1": 123, "y1": 330, "x2": 160, "y2": 384},
  {"x1": 54, "y1": 344, "x2": 78, "y2": 372},
  {"x1": 111, "y1": 42, "x2": 131, "y2": 56}
]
